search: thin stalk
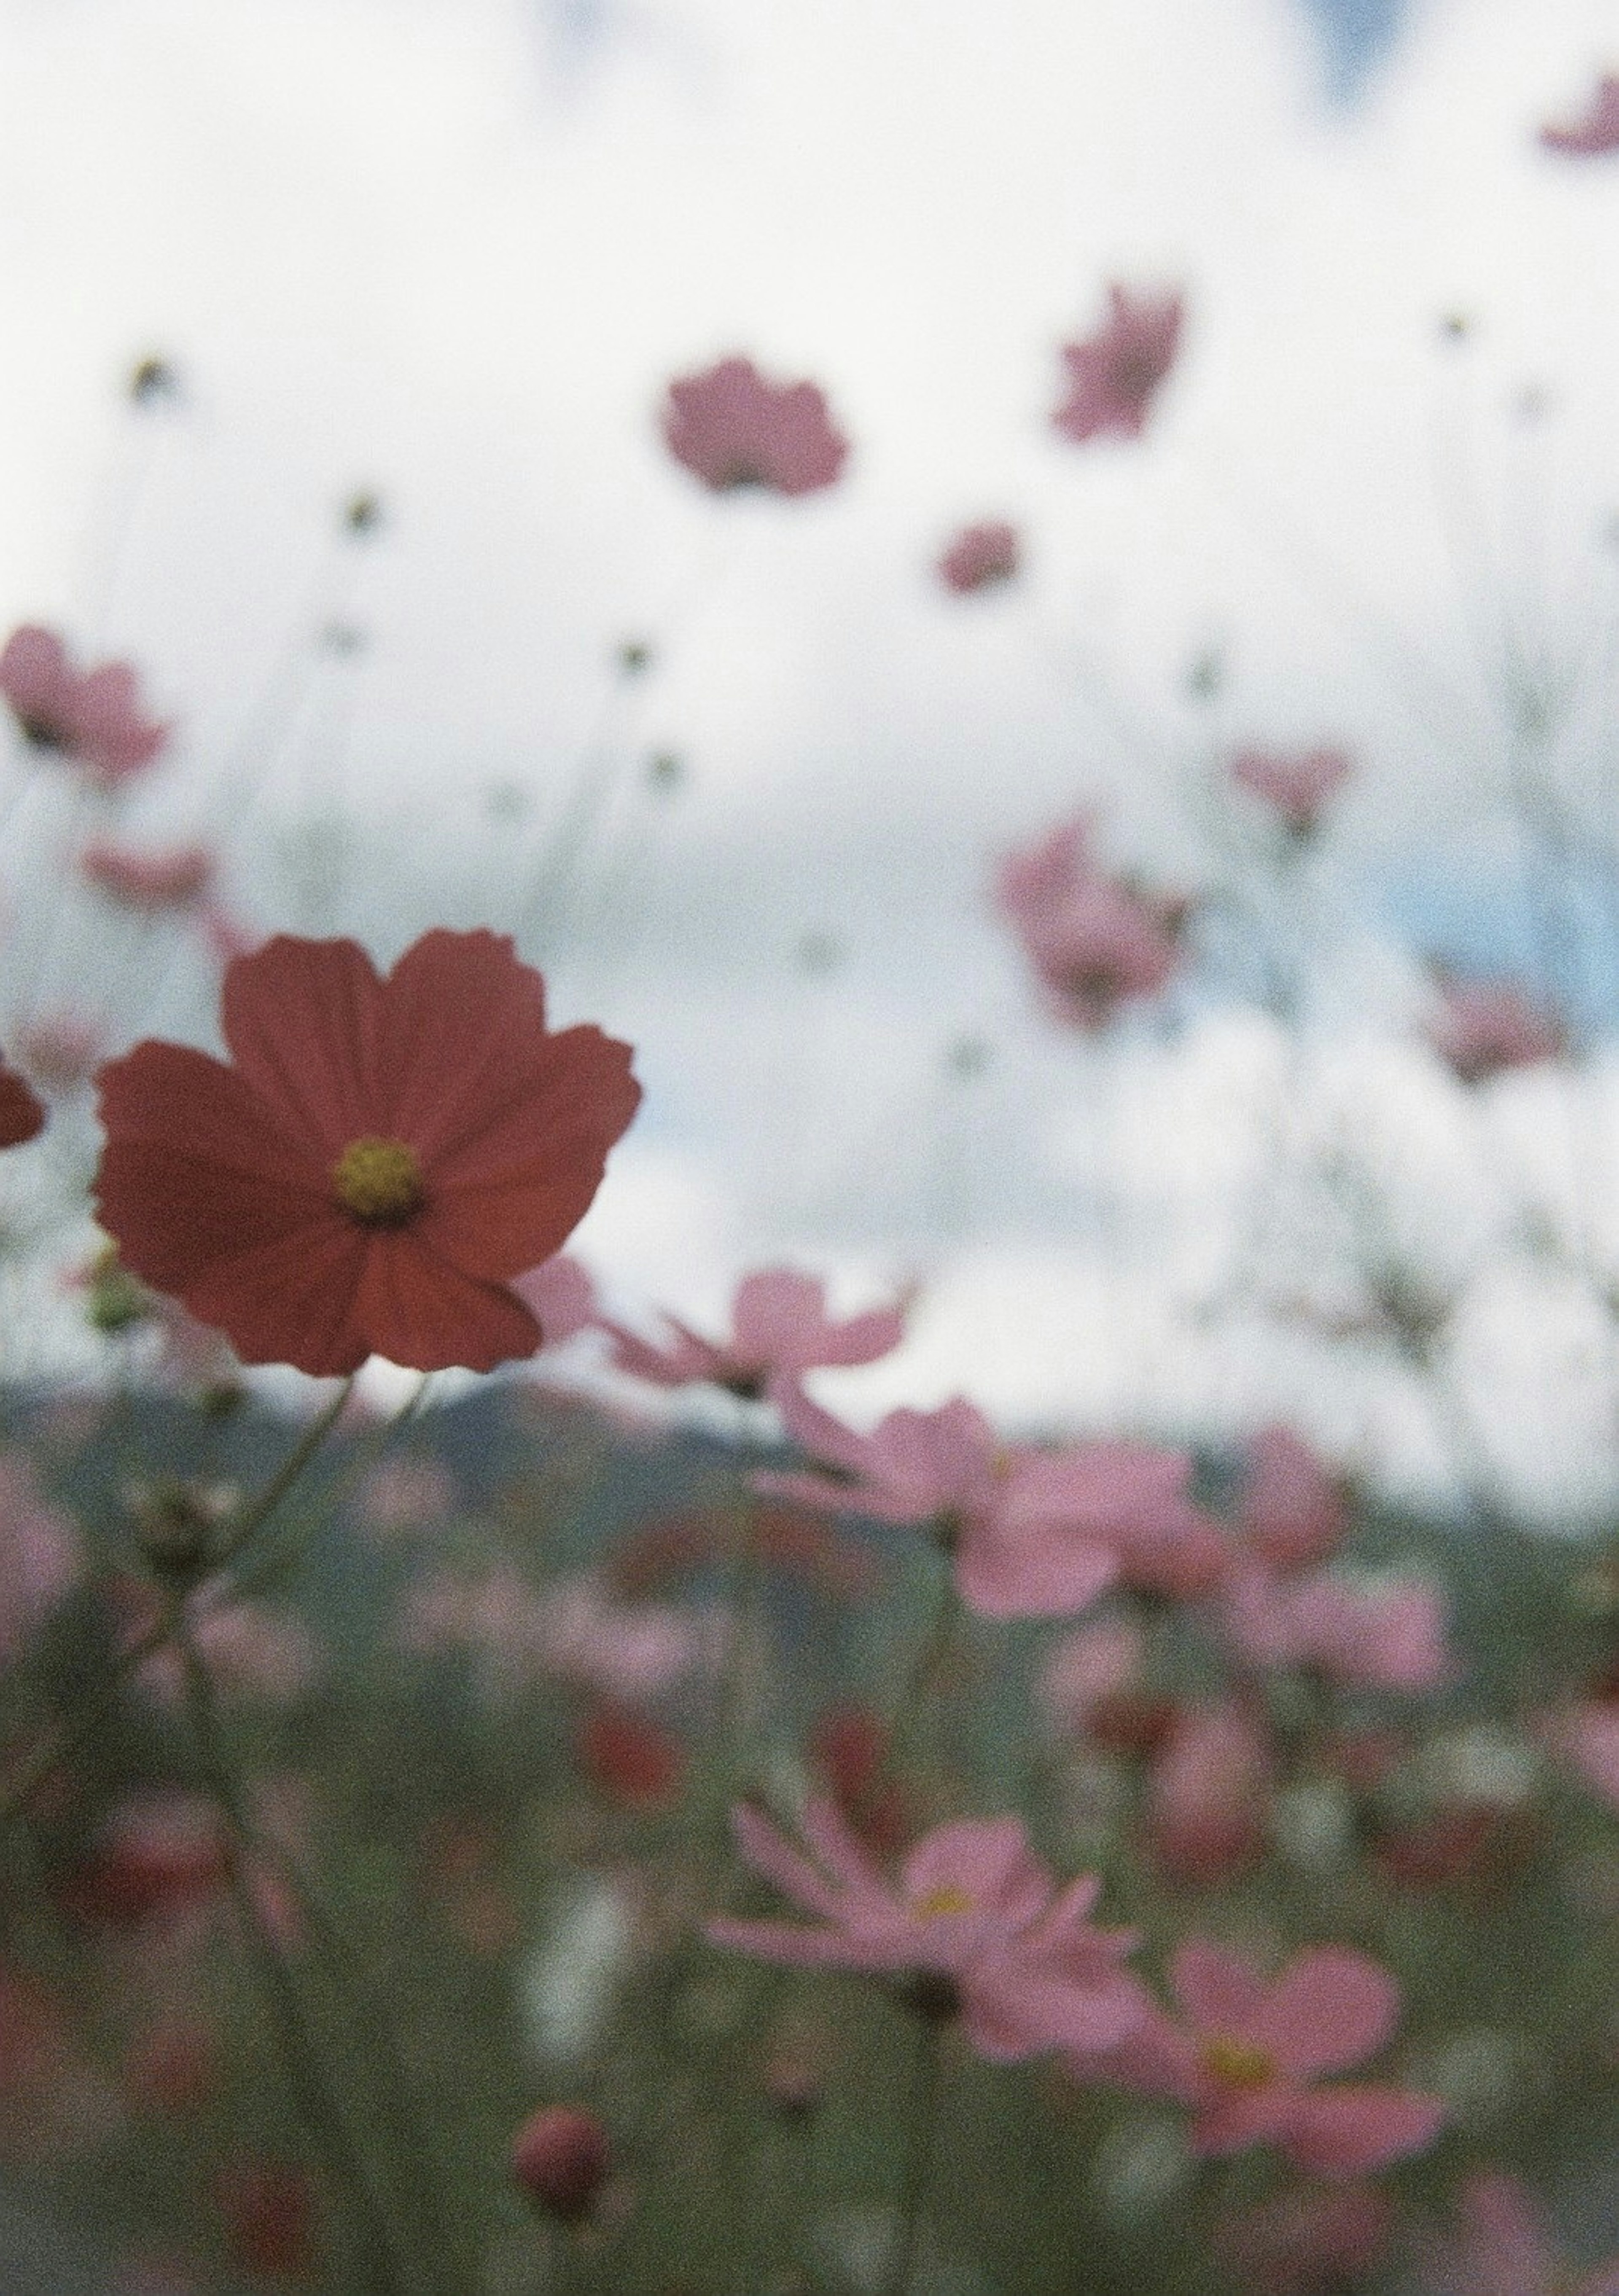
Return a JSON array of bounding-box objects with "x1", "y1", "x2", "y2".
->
[
  {"x1": 221, "y1": 1794, "x2": 458, "y2": 2296},
  {"x1": 882, "y1": 2016, "x2": 946, "y2": 2296},
  {"x1": 177, "y1": 1621, "x2": 421, "y2": 2296},
  {"x1": 0, "y1": 1615, "x2": 169, "y2": 1828},
  {"x1": 212, "y1": 1376, "x2": 357, "y2": 1568}
]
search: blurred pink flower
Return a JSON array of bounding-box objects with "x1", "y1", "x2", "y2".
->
[
  {"x1": 401, "y1": 1563, "x2": 705, "y2": 1705},
  {"x1": 1435, "y1": 2172, "x2": 1619, "y2": 2296},
  {"x1": 661, "y1": 357, "x2": 849, "y2": 497},
  {"x1": 15, "y1": 1011, "x2": 104, "y2": 1095},
  {"x1": 762, "y1": 1391, "x2": 1120, "y2": 1620},
  {"x1": 1220, "y1": 1563, "x2": 1448, "y2": 1692},
  {"x1": 709, "y1": 1796, "x2": 1146, "y2": 2061},
  {"x1": 1038, "y1": 1617, "x2": 1146, "y2": 1737},
  {"x1": 605, "y1": 1267, "x2": 906, "y2": 1401},
  {"x1": 1557, "y1": 1701, "x2": 1619, "y2": 1813},
  {"x1": 1094, "y1": 1939, "x2": 1444, "y2": 2174},
  {"x1": 510, "y1": 1254, "x2": 598, "y2": 1349},
  {"x1": 360, "y1": 1456, "x2": 459, "y2": 1533},
  {"x1": 1013, "y1": 1440, "x2": 1229, "y2": 1600},
  {"x1": 0, "y1": 1457, "x2": 80, "y2": 1668},
  {"x1": 81, "y1": 839, "x2": 215, "y2": 913},
  {"x1": 1214, "y1": 2181, "x2": 1393, "y2": 2295},
  {"x1": 138, "y1": 1602, "x2": 319, "y2": 1706},
  {"x1": 1229, "y1": 747, "x2": 1352, "y2": 837},
  {"x1": 995, "y1": 815, "x2": 1185, "y2": 1030},
  {"x1": 1148, "y1": 1702, "x2": 1272, "y2": 1884},
  {"x1": 1237, "y1": 1427, "x2": 1350, "y2": 1573},
  {"x1": 533, "y1": 1573, "x2": 711, "y2": 1702},
  {"x1": 1426, "y1": 971, "x2": 1565, "y2": 1084},
  {"x1": 1540, "y1": 74, "x2": 1619, "y2": 157},
  {"x1": 0, "y1": 625, "x2": 169, "y2": 786},
  {"x1": 937, "y1": 521, "x2": 1021, "y2": 595},
  {"x1": 1052, "y1": 286, "x2": 1183, "y2": 445}
]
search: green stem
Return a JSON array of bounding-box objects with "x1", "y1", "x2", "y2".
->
[
  {"x1": 850, "y1": 1559, "x2": 960, "y2": 1829},
  {"x1": 221, "y1": 1372, "x2": 430, "y2": 1602},
  {"x1": 2, "y1": 1377, "x2": 361, "y2": 1833},
  {"x1": 220, "y1": 1795, "x2": 459, "y2": 2295},
  {"x1": 883, "y1": 2015, "x2": 946, "y2": 2296},
  {"x1": 177, "y1": 1620, "x2": 422, "y2": 2296},
  {"x1": 0, "y1": 1615, "x2": 169, "y2": 1827},
  {"x1": 212, "y1": 1375, "x2": 358, "y2": 1568}
]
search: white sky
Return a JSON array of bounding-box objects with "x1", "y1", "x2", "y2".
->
[{"x1": 3, "y1": 0, "x2": 1619, "y2": 1515}]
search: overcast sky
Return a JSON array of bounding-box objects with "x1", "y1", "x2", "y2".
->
[{"x1": 3, "y1": 0, "x2": 1619, "y2": 1515}]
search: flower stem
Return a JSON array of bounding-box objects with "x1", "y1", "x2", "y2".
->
[
  {"x1": 177, "y1": 1618, "x2": 423, "y2": 2296},
  {"x1": 212, "y1": 1374, "x2": 358, "y2": 1568},
  {"x1": 883, "y1": 2015, "x2": 946, "y2": 2296}
]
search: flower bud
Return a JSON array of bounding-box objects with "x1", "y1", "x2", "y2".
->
[{"x1": 510, "y1": 2105, "x2": 610, "y2": 2223}]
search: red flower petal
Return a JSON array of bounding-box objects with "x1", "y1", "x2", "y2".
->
[
  {"x1": 0, "y1": 1061, "x2": 44, "y2": 1148},
  {"x1": 345, "y1": 1233, "x2": 541, "y2": 1373},
  {"x1": 222, "y1": 935, "x2": 387, "y2": 1153}
]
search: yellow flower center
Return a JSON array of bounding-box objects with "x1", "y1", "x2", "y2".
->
[
  {"x1": 1199, "y1": 2036, "x2": 1277, "y2": 2091},
  {"x1": 912, "y1": 1884, "x2": 975, "y2": 1920},
  {"x1": 332, "y1": 1136, "x2": 425, "y2": 1226}
]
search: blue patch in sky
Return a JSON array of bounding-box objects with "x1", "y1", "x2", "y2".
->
[{"x1": 1295, "y1": 0, "x2": 1413, "y2": 106}]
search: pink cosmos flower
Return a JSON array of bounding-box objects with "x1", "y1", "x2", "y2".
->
[
  {"x1": 1425, "y1": 971, "x2": 1565, "y2": 1084},
  {"x1": 81, "y1": 840, "x2": 215, "y2": 913},
  {"x1": 1229, "y1": 747, "x2": 1352, "y2": 837},
  {"x1": 709, "y1": 1796, "x2": 1146, "y2": 2062},
  {"x1": 1237, "y1": 1427, "x2": 1349, "y2": 1573},
  {"x1": 937, "y1": 521, "x2": 1021, "y2": 595},
  {"x1": 604, "y1": 1268, "x2": 906, "y2": 1402},
  {"x1": 1052, "y1": 286, "x2": 1184, "y2": 445},
  {"x1": 661, "y1": 357, "x2": 849, "y2": 497},
  {"x1": 510, "y1": 1254, "x2": 598, "y2": 1349},
  {"x1": 0, "y1": 626, "x2": 169, "y2": 786},
  {"x1": 995, "y1": 815, "x2": 1184, "y2": 1031},
  {"x1": 1219, "y1": 1561, "x2": 1447, "y2": 1692},
  {"x1": 1147, "y1": 1703, "x2": 1272, "y2": 1884},
  {"x1": 762, "y1": 1390, "x2": 1121, "y2": 1619},
  {"x1": 1540, "y1": 74, "x2": 1619, "y2": 157},
  {"x1": 1093, "y1": 1939, "x2": 1444, "y2": 2175},
  {"x1": 1435, "y1": 2172, "x2": 1619, "y2": 2296},
  {"x1": 0, "y1": 1457, "x2": 80, "y2": 1668},
  {"x1": 1015, "y1": 1440, "x2": 1229, "y2": 1600}
]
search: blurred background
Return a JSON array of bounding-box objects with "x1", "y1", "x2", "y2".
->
[{"x1": 2, "y1": 0, "x2": 1618, "y2": 1515}]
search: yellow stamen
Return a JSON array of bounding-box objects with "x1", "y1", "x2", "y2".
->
[
  {"x1": 1200, "y1": 2036, "x2": 1276, "y2": 2090},
  {"x1": 332, "y1": 1136, "x2": 424, "y2": 1226},
  {"x1": 912, "y1": 1884, "x2": 975, "y2": 1920}
]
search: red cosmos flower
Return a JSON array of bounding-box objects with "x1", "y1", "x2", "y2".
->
[
  {"x1": 1540, "y1": 73, "x2": 1619, "y2": 157},
  {"x1": 661, "y1": 355, "x2": 850, "y2": 496},
  {"x1": 0, "y1": 625, "x2": 169, "y2": 786},
  {"x1": 1052, "y1": 285, "x2": 1183, "y2": 445},
  {"x1": 0, "y1": 1058, "x2": 45, "y2": 1149},
  {"x1": 93, "y1": 929, "x2": 640, "y2": 1376}
]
